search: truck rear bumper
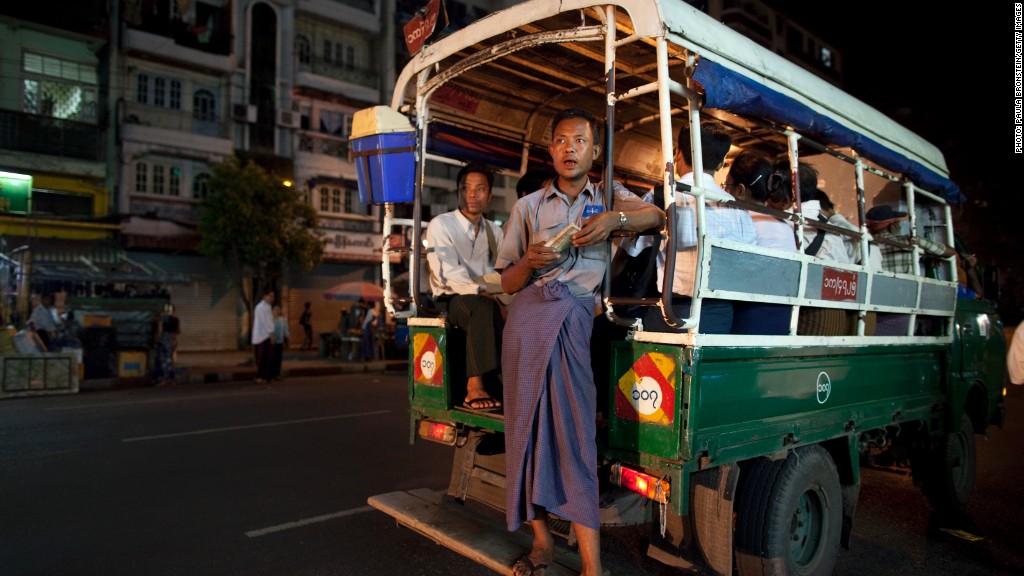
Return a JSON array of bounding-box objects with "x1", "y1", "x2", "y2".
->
[{"x1": 368, "y1": 488, "x2": 582, "y2": 575}]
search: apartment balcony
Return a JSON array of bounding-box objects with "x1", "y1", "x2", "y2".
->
[
  {"x1": 0, "y1": 109, "x2": 104, "y2": 162},
  {"x1": 123, "y1": 102, "x2": 229, "y2": 138},
  {"x1": 123, "y1": 9, "x2": 231, "y2": 56},
  {"x1": 297, "y1": 0, "x2": 379, "y2": 29},
  {"x1": 297, "y1": 57, "x2": 378, "y2": 89},
  {"x1": 298, "y1": 131, "x2": 350, "y2": 160},
  {"x1": 122, "y1": 27, "x2": 232, "y2": 73}
]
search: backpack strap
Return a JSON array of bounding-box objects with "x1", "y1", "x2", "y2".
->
[
  {"x1": 483, "y1": 219, "x2": 498, "y2": 266},
  {"x1": 804, "y1": 213, "x2": 829, "y2": 256}
]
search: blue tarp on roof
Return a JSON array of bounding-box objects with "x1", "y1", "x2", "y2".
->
[{"x1": 694, "y1": 59, "x2": 965, "y2": 204}]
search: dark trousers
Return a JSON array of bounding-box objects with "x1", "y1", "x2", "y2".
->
[
  {"x1": 643, "y1": 296, "x2": 733, "y2": 334},
  {"x1": 440, "y1": 294, "x2": 503, "y2": 377},
  {"x1": 360, "y1": 327, "x2": 375, "y2": 360},
  {"x1": 254, "y1": 339, "x2": 273, "y2": 380},
  {"x1": 271, "y1": 342, "x2": 283, "y2": 378}
]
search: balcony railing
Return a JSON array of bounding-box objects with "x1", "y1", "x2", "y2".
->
[
  {"x1": 329, "y1": 0, "x2": 375, "y2": 13},
  {"x1": 0, "y1": 109, "x2": 104, "y2": 161},
  {"x1": 299, "y1": 132, "x2": 350, "y2": 159},
  {"x1": 123, "y1": 14, "x2": 231, "y2": 56},
  {"x1": 296, "y1": 56, "x2": 378, "y2": 88},
  {"x1": 123, "y1": 102, "x2": 229, "y2": 139}
]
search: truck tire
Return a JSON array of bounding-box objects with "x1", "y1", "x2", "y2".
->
[
  {"x1": 924, "y1": 412, "x2": 976, "y2": 514},
  {"x1": 735, "y1": 445, "x2": 842, "y2": 576}
]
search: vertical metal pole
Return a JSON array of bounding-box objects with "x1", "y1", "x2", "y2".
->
[
  {"x1": 854, "y1": 158, "x2": 869, "y2": 336},
  {"x1": 601, "y1": 5, "x2": 617, "y2": 317},
  {"x1": 603, "y1": 4, "x2": 616, "y2": 210}
]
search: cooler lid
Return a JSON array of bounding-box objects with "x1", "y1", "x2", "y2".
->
[{"x1": 350, "y1": 106, "x2": 414, "y2": 139}]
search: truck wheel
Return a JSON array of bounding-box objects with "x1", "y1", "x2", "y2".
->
[
  {"x1": 924, "y1": 412, "x2": 976, "y2": 514},
  {"x1": 735, "y1": 445, "x2": 842, "y2": 576}
]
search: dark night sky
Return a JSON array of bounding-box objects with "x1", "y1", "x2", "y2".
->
[
  {"x1": 764, "y1": 1, "x2": 1022, "y2": 319},
  {"x1": 766, "y1": 2, "x2": 1008, "y2": 192}
]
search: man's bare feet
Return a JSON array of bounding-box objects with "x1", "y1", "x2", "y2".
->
[{"x1": 464, "y1": 375, "x2": 501, "y2": 410}]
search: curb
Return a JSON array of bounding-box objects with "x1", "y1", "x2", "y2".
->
[{"x1": 79, "y1": 360, "x2": 408, "y2": 392}]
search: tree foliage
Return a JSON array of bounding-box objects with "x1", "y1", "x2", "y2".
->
[{"x1": 198, "y1": 156, "x2": 323, "y2": 293}]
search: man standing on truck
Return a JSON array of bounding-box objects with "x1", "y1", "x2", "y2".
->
[
  {"x1": 426, "y1": 162, "x2": 506, "y2": 411},
  {"x1": 496, "y1": 108, "x2": 663, "y2": 576}
]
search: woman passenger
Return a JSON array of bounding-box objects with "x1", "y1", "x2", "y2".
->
[{"x1": 726, "y1": 152, "x2": 796, "y2": 335}]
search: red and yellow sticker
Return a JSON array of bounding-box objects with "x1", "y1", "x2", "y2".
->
[
  {"x1": 412, "y1": 332, "x2": 443, "y2": 386},
  {"x1": 616, "y1": 352, "x2": 676, "y2": 425}
]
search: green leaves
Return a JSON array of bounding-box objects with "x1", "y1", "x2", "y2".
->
[{"x1": 197, "y1": 156, "x2": 324, "y2": 285}]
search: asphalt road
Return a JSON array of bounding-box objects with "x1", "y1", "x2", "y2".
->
[{"x1": 2, "y1": 372, "x2": 1022, "y2": 576}]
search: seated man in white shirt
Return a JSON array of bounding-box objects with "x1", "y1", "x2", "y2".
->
[
  {"x1": 425, "y1": 162, "x2": 506, "y2": 411},
  {"x1": 646, "y1": 119, "x2": 758, "y2": 334},
  {"x1": 794, "y1": 162, "x2": 851, "y2": 264}
]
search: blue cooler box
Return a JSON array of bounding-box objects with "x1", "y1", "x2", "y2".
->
[{"x1": 351, "y1": 131, "x2": 416, "y2": 204}]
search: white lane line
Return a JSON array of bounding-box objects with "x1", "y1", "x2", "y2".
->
[
  {"x1": 245, "y1": 505, "x2": 375, "y2": 538},
  {"x1": 122, "y1": 410, "x2": 390, "y2": 442},
  {"x1": 48, "y1": 390, "x2": 273, "y2": 411}
]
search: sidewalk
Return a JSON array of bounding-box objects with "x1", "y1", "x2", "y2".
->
[{"x1": 80, "y1": 348, "x2": 408, "y2": 392}]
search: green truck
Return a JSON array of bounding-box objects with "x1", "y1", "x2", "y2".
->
[{"x1": 356, "y1": 1, "x2": 1007, "y2": 574}]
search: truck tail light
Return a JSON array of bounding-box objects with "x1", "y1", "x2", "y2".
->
[
  {"x1": 610, "y1": 462, "x2": 669, "y2": 504},
  {"x1": 418, "y1": 420, "x2": 457, "y2": 445}
]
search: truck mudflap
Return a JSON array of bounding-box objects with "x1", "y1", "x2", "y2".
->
[
  {"x1": 368, "y1": 488, "x2": 584, "y2": 576},
  {"x1": 647, "y1": 463, "x2": 738, "y2": 576}
]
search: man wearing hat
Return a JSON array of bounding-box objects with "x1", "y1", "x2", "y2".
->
[{"x1": 866, "y1": 205, "x2": 954, "y2": 275}]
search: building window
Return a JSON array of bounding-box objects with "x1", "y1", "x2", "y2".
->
[
  {"x1": 331, "y1": 188, "x2": 341, "y2": 212},
  {"x1": 135, "y1": 162, "x2": 148, "y2": 193},
  {"x1": 323, "y1": 39, "x2": 332, "y2": 63},
  {"x1": 155, "y1": 77, "x2": 166, "y2": 107},
  {"x1": 169, "y1": 166, "x2": 181, "y2": 197},
  {"x1": 344, "y1": 189, "x2": 356, "y2": 213},
  {"x1": 21, "y1": 52, "x2": 98, "y2": 123},
  {"x1": 170, "y1": 80, "x2": 182, "y2": 109},
  {"x1": 153, "y1": 164, "x2": 165, "y2": 194},
  {"x1": 296, "y1": 35, "x2": 311, "y2": 65},
  {"x1": 193, "y1": 88, "x2": 217, "y2": 122},
  {"x1": 193, "y1": 173, "x2": 211, "y2": 200},
  {"x1": 136, "y1": 73, "x2": 149, "y2": 103},
  {"x1": 134, "y1": 72, "x2": 182, "y2": 110},
  {"x1": 134, "y1": 160, "x2": 183, "y2": 196},
  {"x1": 319, "y1": 109, "x2": 350, "y2": 136},
  {"x1": 319, "y1": 186, "x2": 330, "y2": 212},
  {"x1": 346, "y1": 46, "x2": 355, "y2": 70},
  {"x1": 820, "y1": 47, "x2": 833, "y2": 69},
  {"x1": 32, "y1": 190, "x2": 92, "y2": 218}
]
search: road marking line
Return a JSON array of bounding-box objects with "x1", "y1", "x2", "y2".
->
[
  {"x1": 245, "y1": 506, "x2": 375, "y2": 538},
  {"x1": 48, "y1": 390, "x2": 273, "y2": 411},
  {"x1": 122, "y1": 410, "x2": 390, "y2": 442}
]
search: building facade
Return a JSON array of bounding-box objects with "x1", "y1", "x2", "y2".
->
[{"x1": 0, "y1": 0, "x2": 841, "y2": 351}]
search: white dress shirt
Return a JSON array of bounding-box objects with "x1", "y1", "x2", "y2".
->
[
  {"x1": 659, "y1": 172, "x2": 758, "y2": 296},
  {"x1": 426, "y1": 209, "x2": 504, "y2": 298},
  {"x1": 251, "y1": 299, "x2": 274, "y2": 345}
]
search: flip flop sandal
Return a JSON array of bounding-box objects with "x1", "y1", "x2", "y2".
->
[
  {"x1": 512, "y1": 555, "x2": 548, "y2": 576},
  {"x1": 463, "y1": 396, "x2": 502, "y2": 412}
]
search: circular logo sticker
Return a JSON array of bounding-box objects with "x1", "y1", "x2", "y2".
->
[
  {"x1": 816, "y1": 371, "x2": 831, "y2": 404},
  {"x1": 420, "y1": 350, "x2": 437, "y2": 380},
  {"x1": 631, "y1": 376, "x2": 663, "y2": 416}
]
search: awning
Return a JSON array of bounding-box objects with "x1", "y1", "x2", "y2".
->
[
  {"x1": 120, "y1": 216, "x2": 201, "y2": 252},
  {"x1": 5, "y1": 236, "x2": 192, "y2": 284}
]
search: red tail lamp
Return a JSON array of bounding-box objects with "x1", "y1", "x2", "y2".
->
[
  {"x1": 610, "y1": 463, "x2": 669, "y2": 504},
  {"x1": 417, "y1": 420, "x2": 457, "y2": 445}
]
